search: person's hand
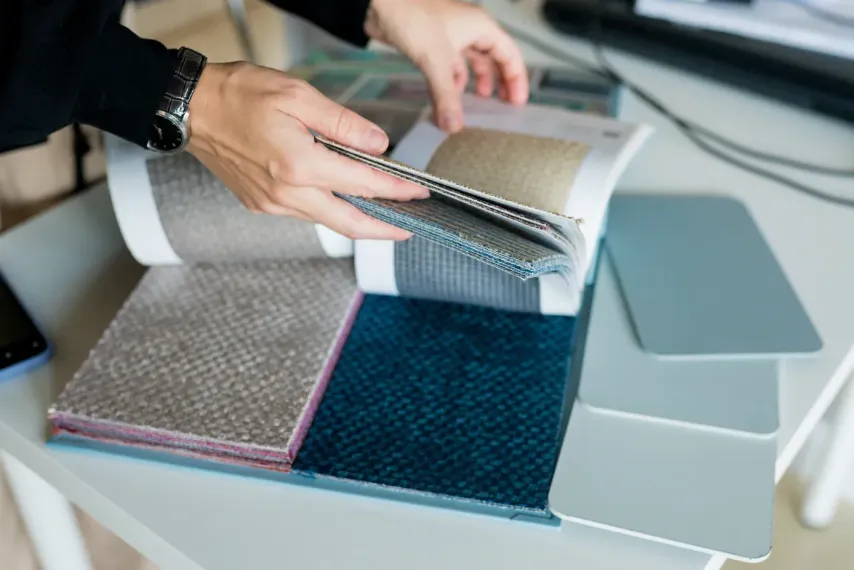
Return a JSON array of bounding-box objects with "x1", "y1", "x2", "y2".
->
[
  {"x1": 186, "y1": 62, "x2": 429, "y2": 239},
  {"x1": 364, "y1": 0, "x2": 529, "y2": 133}
]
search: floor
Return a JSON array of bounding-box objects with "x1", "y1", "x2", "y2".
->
[{"x1": 1, "y1": 1, "x2": 853, "y2": 569}]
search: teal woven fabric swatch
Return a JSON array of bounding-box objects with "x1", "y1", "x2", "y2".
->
[{"x1": 294, "y1": 294, "x2": 576, "y2": 513}]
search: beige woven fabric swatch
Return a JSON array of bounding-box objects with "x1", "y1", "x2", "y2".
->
[{"x1": 425, "y1": 127, "x2": 589, "y2": 214}]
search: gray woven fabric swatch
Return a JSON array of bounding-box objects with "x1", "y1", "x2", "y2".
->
[
  {"x1": 147, "y1": 153, "x2": 327, "y2": 263},
  {"x1": 341, "y1": 194, "x2": 569, "y2": 280},
  {"x1": 394, "y1": 236, "x2": 539, "y2": 313},
  {"x1": 50, "y1": 259, "x2": 359, "y2": 466}
]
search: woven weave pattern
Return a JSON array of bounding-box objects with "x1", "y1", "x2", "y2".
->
[
  {"x1": 147, "y1": 153, "x2": 327, "y2": 263},
  {"x1": 394, "y1": 236, "x2": 540, "y2": 312},
  {"x1": 426, "y1": 128, "x2": 588, "y2": 214},
  {"x1": 51, "y1": 260, "x2": 358, "y2": 463},
  {"x1": 341, "y1": 194, "x2": 569, "y2": 279},
  {"x1": 294, "y1": 295, "x2": 575, "y2": 511}
]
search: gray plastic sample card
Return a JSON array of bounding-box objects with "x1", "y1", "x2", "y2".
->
[
  {"x1": 605, "y1": 194, "x2": 822, "y2": 358},
  {"x1": 578, "y1": 255, "x2": 779, "y2": 435},
  {"x1": 548, "y1": 403, "x2": 776, "y2": 562},
  {"x1": 548, "y1": 256, "x2": 778, "y2": 561}
]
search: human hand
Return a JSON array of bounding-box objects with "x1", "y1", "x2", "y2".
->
[
  {"x1": 364, "y1": 0, "x2": 528, "y2": 133},
  {"x1": 186, "y1": 62, "x2": 429, "y2": 239}
]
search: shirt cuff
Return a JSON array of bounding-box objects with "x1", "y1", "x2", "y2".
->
[
  {"x1": 325, "y1": 0, "x2": 373, "y2": 47},
  {"x1": 74, "y1": 19, "x2": 179, "y2": 148}
]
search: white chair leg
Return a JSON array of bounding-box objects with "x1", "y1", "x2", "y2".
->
[
  {"x1": 800, "y1": 377, "x2": 854, "y2": 529},
  {"x1": 1, "y1": 452, "x2": 93, "y2": 570}
]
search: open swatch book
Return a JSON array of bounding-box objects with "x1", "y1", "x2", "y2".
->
[
  {"x1": 48, "y1": 58, "x2": 652, "y2": 524},
  {"x1": 327, "y1": 95, "x2": 651, "y2": 315}
]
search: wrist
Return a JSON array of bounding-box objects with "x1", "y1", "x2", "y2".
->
[{"x1": 187, "y1": 62, "x2": 232, "y2": 155}]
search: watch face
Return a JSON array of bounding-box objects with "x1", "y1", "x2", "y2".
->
[{"x1": 149, "y1": 114, "x2": 184, "y2": 152}]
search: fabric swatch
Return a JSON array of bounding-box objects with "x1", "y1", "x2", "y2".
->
[
  {"x1": 340, "y1": 194, "x2": 570, "y2": 280},
  {"x1": 50, "y1": 259, "x2": 360, "y2": 469},
  {"x1": 426, "y1": 127, "x2": 588, "y2": 215},
  {"x1": 294, "y1": 294, "x2": 576, "y2": 513},
  {"x1": 394, "y1": 236, "x2": 540, "y2": 313},
  {"x1": 148, "y1": 153, "x2": 328, "y2": 263}
]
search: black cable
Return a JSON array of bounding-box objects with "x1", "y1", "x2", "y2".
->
[
  {"x1": 504, "y1": 19, "x2": 854, "y2": 175},
  {"x1": 498, "y1": 19, "x2": 854, "y2": 207}
]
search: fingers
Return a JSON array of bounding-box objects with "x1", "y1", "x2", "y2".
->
[
  {"x1": 466, "y1": 49, "x2": 496, "y2": 98},
  {"x1": 282, "y1": 79, "x2": 390, "y2": 155},
  {"x1": 474, "y1": 26, "x2": 529, "y2": 106},
  {"x1": 415, "y1": 49, "x2": 467, "y2": 132},
  {"x1": 454, "y1": 58, "x2": 470, "y2": 94},
  {"x1": 304, "y1": 145, "x2": 430, "y2": 201},
  {"x1": 292, "y1": 187, "x2": 413, "y2": 241}
]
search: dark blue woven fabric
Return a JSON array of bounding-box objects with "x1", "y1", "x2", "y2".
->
[{"x1": 294, "y1": 294, "x2": 576, "y2": 512}]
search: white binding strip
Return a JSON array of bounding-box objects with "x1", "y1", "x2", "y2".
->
[
  {"x1": 314, "y1": 225, "x2": 354, "y2": 258},
  {"x1": 105, "y1": 134, "x2": 182, "y2": 266},
  {"x1": 354, "y1": 239, "x2": 398, "y2": 296},
  {"x1": 538, "y1": 273, "x2": 580, "y2": 316}
]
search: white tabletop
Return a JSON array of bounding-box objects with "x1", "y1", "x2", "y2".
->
[{"x1": 3, "y1": 2, "x2": 854, "y2": 568}]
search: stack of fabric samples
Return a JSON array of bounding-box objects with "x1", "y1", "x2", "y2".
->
[{"x1": 48, "y1": 49, "x2": 629, "y2": 522}]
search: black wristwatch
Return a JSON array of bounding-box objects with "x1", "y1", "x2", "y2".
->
[{"x1": 147, "y1": 47, "x2": 207, "y2": 154}]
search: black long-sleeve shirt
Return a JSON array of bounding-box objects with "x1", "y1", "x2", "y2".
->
[{"x1": 0, "y1": 0, "x2": 371, "y2": 153}]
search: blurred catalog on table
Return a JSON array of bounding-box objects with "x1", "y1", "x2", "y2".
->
[{"x1": 634, "y1": 0, "x2": 854, "y2": 60}]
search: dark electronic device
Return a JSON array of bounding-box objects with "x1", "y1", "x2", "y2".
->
[
  {"x1": 0, "y1": 271, "x2": 51, "y2": 382},
  {"x1": 541, "y1": 0, "x2": 854, "y2": 124}
]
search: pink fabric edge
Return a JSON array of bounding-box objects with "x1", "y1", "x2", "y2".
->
[{"x1": 286, "y1": 290, "x2": 365, "y2": 462}]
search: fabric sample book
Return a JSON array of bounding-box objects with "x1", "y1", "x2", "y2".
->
[
  {"x1": 348, "y1": 96, "x2": 651, "y2": 315},
  {"x1": 48, "y1": 48, "x2": 641, "y2": 523}
]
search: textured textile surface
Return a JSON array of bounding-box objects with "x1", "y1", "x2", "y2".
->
[
  {"x1": 294, "y1": 294, "x2": 576, "y2": 512},
  {"x1": 394, "y1": 236, "x2": 540, "y2": 312},
  {"x1": 426, "y1": 127, "x2": 588, "y2": 215},
  {"x1": 50, "y1": 259, "x2": 359, "y2": 466},
  {"x1": 147, "y1": 153, "x2": 327, "y2": 263},
  {"x1": 341, "y1": 194, "x2": 570, "y2": 280}
]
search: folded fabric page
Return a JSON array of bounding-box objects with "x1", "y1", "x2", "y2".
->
[
  {"x1": 49, "y1": 259, "x2": 361, "y2": 471},
  {"x1": 105, "y1": 135, "x2": 354, "y2": 266},
  {"x1": 355, "y1": 237, "x2": 581, "y2": 315}
]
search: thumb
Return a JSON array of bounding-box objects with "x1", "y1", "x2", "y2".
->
[
  {"x1": 417, "y1": 51, "x2": 466, "y2": 133},
  {"x1": 289, "y1": 81, "x2": 389, "y2": 154}
]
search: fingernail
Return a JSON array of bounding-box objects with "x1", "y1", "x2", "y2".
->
[
  {"x1": 364, "y1": 127, "x2": 388, "y2": 152},
  {"x1": 441, "y1": 113, "x2": 462, "y2": 132}
]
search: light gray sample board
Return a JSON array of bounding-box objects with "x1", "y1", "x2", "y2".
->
[
  {"x1": 605, "y1": 194, "x2": 821, "y2": 358},
  {"x1": 578, "y1": 250, "x2": 779, "y2": 435},
  {"x1": 548, "y1": 257, "x2": 777, "y2": 562}
]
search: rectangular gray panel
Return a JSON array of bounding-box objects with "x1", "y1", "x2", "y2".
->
[
  {"x1": 549, "y1": 256, "x2": 777, "y2": 561},
  {"x1": 579, "y1": 254, "x2": 779, "y2": 435},
  {"x1": 549, "y1": 403, "x2": 776, "y2": 562},
  {"x1": 606, "y1": 194, "x2": 821, "y2": 358}
]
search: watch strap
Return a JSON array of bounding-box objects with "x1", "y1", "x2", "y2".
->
[{"x1": 158, "y1": 47, "x2": 207, "y2": 124}]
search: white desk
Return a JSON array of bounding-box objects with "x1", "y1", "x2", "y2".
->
[{"x1": 3, "y1": 2, "x2": 854, "y2": 568}]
